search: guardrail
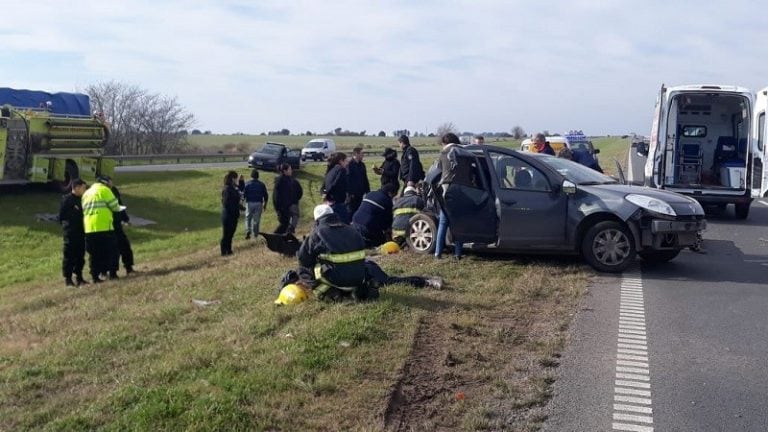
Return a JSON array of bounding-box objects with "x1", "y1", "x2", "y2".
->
[{"x1": 109, "y1": 153, "x2": 250, "y2": 166}]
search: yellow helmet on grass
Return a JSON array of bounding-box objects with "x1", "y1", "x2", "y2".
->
[
  {"x1": 274, "y1": 284, "x2": 310, "y2": 305},
  {"x1": 380, "y1": 241, "x2": 400, "y2": 255}
]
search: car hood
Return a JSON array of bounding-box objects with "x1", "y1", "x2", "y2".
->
[
  {"x1": 582, "y1": 184, "x2": 704, "y2": 216},
  {"x1": 249, "y1": 152, "x2": 278, "y2": 160}
]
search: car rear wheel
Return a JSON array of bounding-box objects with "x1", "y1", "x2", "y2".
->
[
  {"x1": 581, "y1": 221, "x2": 635, "y2": 273},
  {"x1": 734, "y1": 203, "x2": 750, "y2": 219},
  {"x1": 406, "y1": 214, "x2": 437, "y2": 254},
  {"x1": 638, "y1": 249, "x2": 680, "y2": 264}
]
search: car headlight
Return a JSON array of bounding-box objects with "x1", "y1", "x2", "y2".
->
[{"x1": 625, "y1": 194, "x2": 676, "y2": 216}]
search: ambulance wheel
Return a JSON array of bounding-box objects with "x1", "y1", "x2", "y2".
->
[
  {"x1": 406, "y1": 214, "x2": 437, "y2": 254},
  {"x1": 734, "y1": 203, "x2": 750, "y2": 219}
]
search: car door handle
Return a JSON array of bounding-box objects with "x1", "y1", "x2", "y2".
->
[{"x1": 501, "y1": 199, "x2": 516, "y2": 205}]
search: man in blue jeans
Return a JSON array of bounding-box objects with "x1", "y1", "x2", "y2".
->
[
  {"x1": 434, "y1": 133, "x2": 464, "y2": 260},
  {"x1": 242, "y1": 169, "x2": 268, "y2": 239}
]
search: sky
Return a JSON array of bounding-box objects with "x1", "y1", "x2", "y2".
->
[{"x1": 2, "y1": 0, "x2": 768, "y2": 136}]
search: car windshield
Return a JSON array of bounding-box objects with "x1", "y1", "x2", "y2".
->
[
  {"x1": 536, "y1": 154, "x2": 617, "y2": 185},
  {"x1": 259, "y1": 143, "x2": 284, "y2": 155},
  {"x1": 307, "y1": 142, "x2": 324, "y2": 148},
  {"x1": 569, "y1": 141, "x2": 594, "y2": 152}
]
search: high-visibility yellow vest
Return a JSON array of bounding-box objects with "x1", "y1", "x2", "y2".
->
[{"x1": 82, "y1": 182, "x2": 119, "y2": 233}]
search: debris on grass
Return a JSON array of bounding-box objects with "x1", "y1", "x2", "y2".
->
[{"x1": 191, "y1": 299, "x2": 221, "y2": 307}]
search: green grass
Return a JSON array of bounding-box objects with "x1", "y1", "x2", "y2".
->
[
  {"x1": 592, "y1": 136, "x2": 631, "y2": 176},
  {"x1": 0, "y1": 164, "x2": 588, "y2": 431}
]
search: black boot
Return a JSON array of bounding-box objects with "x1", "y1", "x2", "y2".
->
[
  {"x1": 125, "y1": 266, "x2": 134, "y2": 275},
  {"x1": 76, "y1": 275, "x2": 89, "y2": 286},
  {"x1": 108, "y1": 272, "x2": 119, "y2": 280},
  {"x1": 65, "y1": 277, "x2": 75, "y2": 287}
]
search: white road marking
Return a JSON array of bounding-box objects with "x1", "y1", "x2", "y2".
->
[
  {"x1": 613, "y1": 270, "x2": 654, "y2": 431},
  {"x1": 760, "y1": 200, "x2": 768, "y2": 207}
]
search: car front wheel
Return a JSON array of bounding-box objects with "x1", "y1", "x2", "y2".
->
[
  {"x1": 581, "y1": 221, "x2": 636, "y2": 273},
  {"x1": 406, "y1": 214, "x2": 437, "y2": 254},
  {"x1": 734, "y1": 203, "x2": 750, "y2": 219}
]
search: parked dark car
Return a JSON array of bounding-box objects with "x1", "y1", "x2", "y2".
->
[
  {"x1": 248, "y1": 142, "x2": 301, "y2": 171},
  {"x1": 407, "y1": 145, "x2": 706, "y2": 273}
]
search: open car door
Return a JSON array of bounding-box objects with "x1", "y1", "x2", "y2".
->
[
  {"x1": 644, "y1": 84, "x2": 666, "y2": 187},
  {"x1": 440, "y1": 148, "x2": 498, "y2": 245},
  {"x1": 752, "y1": 87, "x2": 768, "y2": 198}
]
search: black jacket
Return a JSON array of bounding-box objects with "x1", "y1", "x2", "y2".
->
[
  {"x1": 399, "y1": 145, "x2": 424, "y2": 184},
  {"x1": 110, "y1": 186, "x2": 130, "y2": 231},
  {"x1": 221, "y1": 184, "x2": 241, "y2": 217},
  {"x1": 351, "y1": 189, "x2": 393, "y2": 245},
  {"x1": 298, "y1": 213, "x2": 366, "y2": 288},
  {"x1": 346, "y1": 159, "x2": 370, "y2": 197},
  {"x1": 379, "y1": 158, "x2": 400, "y2": 190},
  {"x1": 273, "y1": 175, "x2": 302, "y2": 212},
  {"x1": 322, "y1": 165, "x2": 348, "y2": 203},
  {"x1": 392, "y1": 191, "x2": 425, "y2": 235},
  {"x1": 58, "y1": 192, "x2": 84, "y2": 235}
]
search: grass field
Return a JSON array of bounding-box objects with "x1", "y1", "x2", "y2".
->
[{"x1": 0, "y1": 161, "x2": 595, "y2": 430}]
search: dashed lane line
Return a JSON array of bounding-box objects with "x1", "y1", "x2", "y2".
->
[{"x1": 612, "y1": 270, "x2": 654, "y2": 432}]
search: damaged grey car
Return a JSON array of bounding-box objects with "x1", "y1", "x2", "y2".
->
[{"x1": 406, "y1": 145, "x2": 706, "y2": 273}]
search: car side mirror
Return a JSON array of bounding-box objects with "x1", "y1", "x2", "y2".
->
[
  {"x1": 562, "y1": 180, "x2": 577, "y2": 195},
  {"x1": 636, "y1": 143, "x2": 649, "y2": 157},
  {"x1": 593, "y1": 148, "x2": 600, "y2": 154}
]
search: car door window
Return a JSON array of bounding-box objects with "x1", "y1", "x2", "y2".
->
[{"x1": 490, "y1": 152, "x2": 550, "y2": 191}]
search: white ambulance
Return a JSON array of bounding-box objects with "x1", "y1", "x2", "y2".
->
[{"x1": 629, "y1": 84, "x2": 768, "y2": 219}]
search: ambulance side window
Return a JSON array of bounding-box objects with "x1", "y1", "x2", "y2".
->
[{"x1": 758, "y1": 113, "x2": 765, "y2": 152}]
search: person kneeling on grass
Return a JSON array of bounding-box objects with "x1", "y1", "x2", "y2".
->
[{"x1": 278, "y1": 204, "x2": 443, "y2": 303}]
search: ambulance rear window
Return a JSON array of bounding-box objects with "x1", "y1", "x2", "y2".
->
[{"x1": 682, "y1": 125, "x2": 706, "y2": 137}]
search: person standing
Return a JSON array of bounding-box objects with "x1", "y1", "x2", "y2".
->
[
  {"x1": 220, "y1": 171, "x2": 241, "y2": 256},
  {"x1": 81, "y1": 176, "x2": 121, "y2": 282},
  {"x1": 351, "y1": 183, "x2": 397, "y2": 248},
  {"x1": 473, "y1": 135, "x2": 485, "y2": 145},
  {"x1": 58, "y1": 178, "x2": 88, "y2": 286},
  {"x1": 346, "y1": 146, "x2": 370, "y2": 215},
  {"x1": 373, "y1": 147, "x2": 400, "y2": 191},
  {"x1": 434, "y1": 133, "x2": 464, "y2": 260},
  {"x1": 398, "y1": 135, "x2": 424, "y2": 188},
  {"x1": 273, "y1": 163, "x2": 302, "y2": 234},
  {"x1": 105, "y1": 176, "x2": 134, "y2": 275},
  {"x1": 532, "y1": 133, "x2": 556, "y2": 155},
  {"x1": 242, "y1": 169, "x2": 269, "y2": 239},
  {"x1": 322, "y1": 152, "x2": 350, "y2": 223}
]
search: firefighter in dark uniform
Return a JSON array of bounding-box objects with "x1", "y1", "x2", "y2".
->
[
  {"x1": 82, "y1": 176, "x2": 121, "y2": 283},
  {"x1": 397, "y1": 135, "x2": 424, "y2": 188},
  {"x1": 58, "y1": 179, "x2": 88, "y2": 286},
  {"x1": 351, "y1": 183, "x2": 397, "y2": 248},
  {"x1": 104, "y1": 177, "x2": 135, "y2": 275},
  {"x1": 297, "y1": 204, "x2": 373, "y2": 301},
  {"x1": 391, "y1": 185, "x2": 425, "y2": 246}
]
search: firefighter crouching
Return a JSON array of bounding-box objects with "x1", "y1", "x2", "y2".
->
[
  {"x1": 296, "y1": 204, "x2": 376, "y2": 302},
  {"x1": 391, "y1": 185, "x2": 425, "y2": 247},
  {"x1": 81, "y1": 176, "x2": 121, "y2": 283},
  {"x1": 58, "y1": 179, "x2": 88, "y2": 286}
]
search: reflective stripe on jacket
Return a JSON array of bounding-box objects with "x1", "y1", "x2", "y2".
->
[
  {"x1": 82, "y1": 182, "x2": 119, "y2": 233},
  {"x1": 392, "y1": 192, "x2": 424, "y2": 236}
]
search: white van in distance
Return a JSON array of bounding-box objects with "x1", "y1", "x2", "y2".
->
[
  {"x1": 301, "y1": 138, "x2": 336, "y2": 161},
  {"x1": 629, "y1": 84, "x2": 768, "y2": 219}
]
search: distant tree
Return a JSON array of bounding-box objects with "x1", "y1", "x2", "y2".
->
[
  {"x1": 280, "y1": 128, "x2": 290, "y2": 135},
  {"x1": 427, "y1": 133, "x2": 436, "y2": 138},
  {"x1": 334, "y1": 127, "x2": 343, "y2": 135},
  {"x1": 378, "y1": 130, "x2": 386, "y2": 137},
  {"x1": 259, "y1": 132, "x2": 266, "y2": 136},
  {"x1": 392, "y1": 129, "x2": 410, "y2": 137},
  {"x1": 191, "y1": 129, "x2": 202, "y2": 135},
  {"x1": 204, "y1": 130, "x2": 212, "y2": 135},
  {"x1": 511, "y1": 126, "x2": 525, "y2": 139},
  {"x1": 85, "y1": 80, "x2": 196, "y2": 155},
  {"x1": 436, "y1": 122, "x2": 458, "y2": 137},
  {"x1": 306, "y1": 130, "x2": 314, "y2": 136}
]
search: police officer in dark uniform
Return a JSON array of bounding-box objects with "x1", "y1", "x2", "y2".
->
[
  {"x1": 351, "y1": 183, "x2": 397, "y2": 248},
  {"x1": 397, "y1": 135, "x2": 424, "y2": 188},
  {"x1": 105, "y1": 177, "x2": 135, "y2": 275},
  {"x1": 297, "y1": 204, "x2": 373, "y2": 301},
  {"x1": 58, "y1": 179, "x2": 89, "y2": 286}
]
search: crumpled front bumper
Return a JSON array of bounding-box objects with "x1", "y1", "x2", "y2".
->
[{"x1": 636, "y1": 217, "x2": 706, "y2": 250}]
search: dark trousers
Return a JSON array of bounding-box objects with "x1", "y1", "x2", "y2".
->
[
  {"x1": 221, "y1": 214, "x2": 238, "y2": 255},
  {"x1": 86, "y1": 231, "x2": 117, "y2": 280},
  {"x1": 274, "y1": 209, "x2": 291, "y2": 234},
  {"x1": 346, "y1": 195, "x2": 363, "y2": 217},
  {"x1": 62, "y1": 233, "x2": 85, "y2": 279},
  {"x1": 352, "y1": 222, "x2": 387, "y2": 248},
  {"x1": 112, "y1": 226, "x2": 134, "y2": 272},
  {"x1": 385, "y1": 276, "x2": 427, "y2": 288}
]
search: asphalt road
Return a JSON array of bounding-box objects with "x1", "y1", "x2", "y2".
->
[{"x1": 544, "y1": 200, "x2": 768, "y2": 431}]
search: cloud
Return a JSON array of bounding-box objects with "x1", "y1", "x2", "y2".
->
[{"x1": 1, "y1": 0, "x2": 767, "y2": 135}]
